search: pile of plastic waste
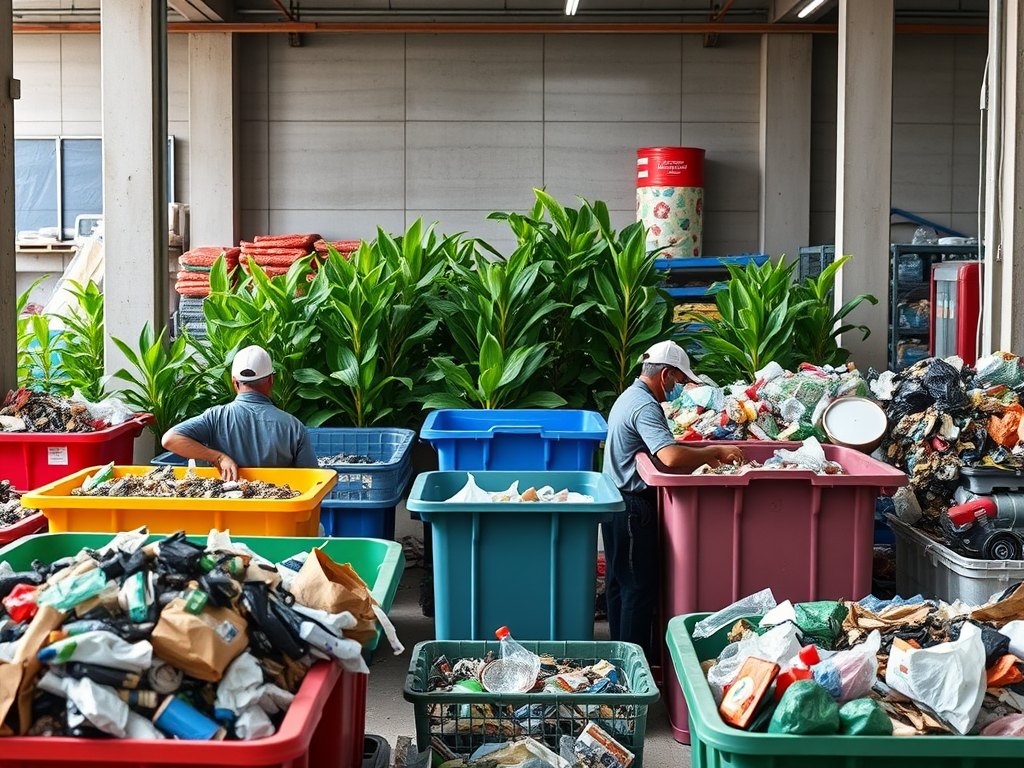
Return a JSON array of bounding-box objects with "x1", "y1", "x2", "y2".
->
[
  {"x1": 0, "y1": 527, "x2": 402, "y2": 741},
  {"x1": 696, "y1": 586, "x2": 1024, "y2": 737},
  {"x1": 0, "y1": 389, "x2": 136, "y2": 434},
  {"x1": 664, "y1": 362, "x2": 868, "y2": 443},
  {"x1": 872, "y1": 352, "x2": 1024, "y2": 524},
  {"x1": 0, "y1": 481, "x2": 36, "y2": 528},
  {"x1": 71, "y1": 463, "x2": 299, "y2": 500},
  {"x1": 692, "y1": 437, "x2": 844, "y2": 476},
  {"x1": 317, "y1": 453, "x2": 381, "y2": 466},
  {"x1": 445, "y1": 474, "x2": 594, "y2": 504}
]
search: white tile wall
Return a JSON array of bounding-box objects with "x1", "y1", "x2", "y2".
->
[{"x1": 681, "y1": 35, "x2": 761, "y2": 124}]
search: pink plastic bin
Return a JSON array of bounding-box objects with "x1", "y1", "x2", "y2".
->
[{"x1": 636, "y1": 442, "x2": 907, "y2": 745}]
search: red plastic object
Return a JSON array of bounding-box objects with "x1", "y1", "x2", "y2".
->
[
  {"x1": 0, "y1": 512, "x2": 47, "y2": 546},
  {"x1": 636, "y1": 147, "x2": 705, "y2": 188},
  {"x1": 798, "y1": 644, "x2": 820, "y2": 667},
  {"x1": 774, "y1": 667, "x2": 813, "y2": 701},
  {"x1": 0, "y1": 662, "x2": 367, "y2": 768},
  {"x1": 2, "y1": 582, "x2": 38, "y2": 623},
  {"x1": 0, "y1": 415, "x2": 153, "y2": 492},
  {"x1": 930, "y1": 261, "x2": 981, "y2": 366},
  {"x1": 637, "y1": 441, "x2": 908, "y2": 745},
  {"x1": 948, "y1": 498, "x2": 997, "y2": 527}
]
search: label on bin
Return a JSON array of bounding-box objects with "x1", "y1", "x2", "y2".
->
[{"x1": 47, "y1": 446, "x2": 69, "y2": 466}]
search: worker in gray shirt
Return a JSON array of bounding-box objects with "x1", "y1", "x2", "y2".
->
[
  {"x1": 162, "y1": 345, "x2": 318, "y2": 481},
  {"x1": 603, "y1": 340, "x2": 744, "y2": 658}
]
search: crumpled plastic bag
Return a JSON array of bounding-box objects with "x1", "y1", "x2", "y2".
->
[
  {"x1": 839, "y1": 698, "x2": 892, "y2": 735},
  {"x1": 793, "y1": 601, "x2": 848, "y2": 649},
  {"x1": 693, "y1": 588, "x2": 776, "y2": 640},
  {"x1": 982, "y1": 713, "x2": 1024, "y2": 737},
  {"x1": 764, "y1": 437, "x2": 830, "y2": 472},
  {"x1": 885, "y1": 620, "x2": 986, "y2": 735},
  {"x1": 976, "y1": 352, "x2": 1024, "y2": 389},
  {"x1": 768, "y1": 680, "x2": 839, "y2": 735},
  {"x1": 707, "y1": 622, "x2": 801, "y2": 703},
  {"x1": 811, "y1": 630, "x2": 880, "y2": 703},
  {"x1": 892, "y1": 486, "x2": 923, "y2": 525},
  {"x1": 470, "y1": 738, "x2": 570, "y2": 768},
  {"x1": 70, "y1": 390, "x2": 136, "y2": 427},
  {"x1": 445, "y1": 473, "x2": 493, "y2": 503}
]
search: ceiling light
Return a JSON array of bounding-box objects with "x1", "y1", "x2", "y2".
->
[
  {"x1": 797, "y1": 0, "x2": 827, "y2": 18},
  {"x1": 565, "y1": 0, "x2": 580, "y2": 16}
]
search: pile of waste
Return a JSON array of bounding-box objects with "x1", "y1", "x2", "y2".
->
[
  {"x1": 0, "y1": 481, "x2": 37, "y2": 528},
  {"x1": 695, "y1": 586, "x2": 1024, "y2": 737},
  {"x1": 692, "y1": 437, "x2": 844, "y2": 476},
  {"x1": 665, "y1": 362, "x2": 868, "y2": 443},
  {"x1": 318, "y1": 453, "x2": 381, "y2": 466},
  {"x1": 445, "y1": 474, "x2": 594, "y2": 504},
  {"x1": 0, "y1": 527, "x2": 402, "y2": 741},
  {"x1": 71, "y1": 463, "x2": 299, "y2": 500},
  {"x1": 0, "y1": 390, "x2": 137, "y2": 434},
  {"x1": 872, "y1": 353, "x2": 1024, "y2": 526}
]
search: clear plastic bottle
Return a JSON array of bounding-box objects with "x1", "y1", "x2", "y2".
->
[{"x1": 481, "y1": 626, "x2": 542, "y2": 693}]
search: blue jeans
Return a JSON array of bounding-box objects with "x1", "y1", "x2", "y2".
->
[{"x1": 603, "y1": 490, "x2": 660, "y2": 659}]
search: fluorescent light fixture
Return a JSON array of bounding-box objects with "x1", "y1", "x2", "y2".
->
[
  {"x1": 565, "y1": 0, "x2": 580, "y2": 16},
  {"x1": 797, "y1": 0, "x2": 827, "y2": 18}
]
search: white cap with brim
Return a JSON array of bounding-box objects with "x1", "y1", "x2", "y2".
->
[
  {"x1": 640, "y1": 340, "x2": 698, "y2": 382},
  {"x1": 231, "y1": 345, "x2": 274, "y2": 382}
]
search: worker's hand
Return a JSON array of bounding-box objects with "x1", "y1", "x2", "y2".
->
[
  {"x1": 704, "y1": 445, "x2": 744, "y2": 469},
  {"x1": 214, "y1": 453, "x2": 240, "y2": 482}
]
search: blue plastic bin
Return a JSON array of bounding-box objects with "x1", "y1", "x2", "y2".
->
[
  {"x1": 407, "y1": 470, "x2": 622, "y2": 641},
  {"x1": 151, "y1": 451, "x2": 212, "y2": 467},
  {"x1": 319, "y1": 463, "x2": 413, "y2": 538},
  {"x1": 307, "y1": 427, "x2": 415, "y2": 503},
  {"x1": 419, "y1": 410, "x2": 607, "y2": 472}
]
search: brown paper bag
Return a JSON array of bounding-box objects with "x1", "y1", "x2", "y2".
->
[
  {"x1": 290, "y1": 548, "x2": 378, "y2": 646},
  {"x1": 150, "y1": 598, "x2": 248, "y2": 682},
  {"x1": 0, "y1": 605, "x2": 66, "y2": 736}
]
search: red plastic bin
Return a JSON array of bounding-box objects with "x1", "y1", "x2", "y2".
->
[
  {"x1": 0, "y1": 414, "x2": 154, "y2": 492},
  {"x1": 0, "y1": 512, "x2": 47, "y2": 546},
  {"x1": 636, "y1": 442, "x2": 907, "y2": 746},
  {"x1": 0, "y1": 661, "x2": 368, "y2": 768}
]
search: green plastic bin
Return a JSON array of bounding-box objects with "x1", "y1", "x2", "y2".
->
[
  {"x1": 667, "y1": 613, "x2": 1024, "y2": 767},
  {"x1": 407, "y1": 471, "x2": 621, "y2": 640},
  {"x1": 404, "y1": 639, "x2": 660, "y2": 767},
  {"x1": 0, "y1": 532, "x2": 405, "y2": 652}
]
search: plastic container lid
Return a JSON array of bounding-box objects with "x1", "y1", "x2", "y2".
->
[
  {"x1": 821, "y1": 396, "x2": 888, "y2": 453},
  {"x1": 496, "y1": 626, "x2": 510, "y2": 640}
]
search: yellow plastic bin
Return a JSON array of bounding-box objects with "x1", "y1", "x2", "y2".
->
[{"x1": 21, "y1": 465, "x2": 337, "y2": 536}]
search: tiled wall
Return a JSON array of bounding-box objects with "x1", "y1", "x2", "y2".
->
[
  {"x1": 239, "y1": 32, "x2": 762, "y2": 256},
  {"x1": 12, "y1": 33, "x2": 192, "y2": 205},
  {"x1": 10, "y1": 31, "x2": 987, "y2": 257},
  {"x1": 810, "y1": 33, "x2": 987, "y2": 245}
]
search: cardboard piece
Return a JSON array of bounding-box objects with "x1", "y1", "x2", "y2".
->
[
  {"x1": 290, "y1": 548, "x2": 378, "y2": 646},
  {"x1": 0, "y1": 605, "x2": 66, "y2": 736},
  {"x1": 150, "y1": 598, "x2": 248, "y2": 682},
  {"x1": 973, "y1": 583, "x2": 1024, "y2": 627}
]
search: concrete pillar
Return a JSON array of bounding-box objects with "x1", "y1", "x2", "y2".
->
[
  {"x1": 188, "y1": 32, "x2": 238, "y2": 247},
  {"x1": 834, "y1": 0, "x2": 893, "y2": 372},
  {"x1": 982, "y1": 0, "x2": 1024, "y2": 354},
  {"x1": 759, "y1": 33, "x2": 812, "y2": 261},
  {"x1": 102, "y1": 0, "x2": 169, "y2": 378},
  {"x1": 0, "y1": 0, "x2": 14, "y2": 394}
]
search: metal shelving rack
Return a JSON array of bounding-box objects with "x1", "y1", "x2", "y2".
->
[
  {"x1": 656, "y1": 254, "x2": 771, "y2": 335},
  {"x1": 888, "y1": 243, "x2": 979, "y2": 372}
]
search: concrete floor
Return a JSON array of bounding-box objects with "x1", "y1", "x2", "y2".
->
[{"x1": 365, "y1": 564, "x2": 691, "y2": 767}]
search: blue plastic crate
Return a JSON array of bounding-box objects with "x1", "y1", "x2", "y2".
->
[
  {"x1": 407, "y1": 470, "x2": 622, "y2": 641},
  {"x1": 307, "y1": 427, "x2": 415, "y2": 503},
  {"x1": 151, "y1": 451, "x2": 212, "y2": 467},
  {"x1": 419, "y1": 410, "x2": 607, "y2": 473},
  {"x1": 319, "y1": 463, "x2": 413, "y2": 539}
]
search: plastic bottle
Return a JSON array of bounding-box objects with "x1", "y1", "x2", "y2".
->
[{"x1": 481, "y1": 626, "x2": 541, "y2": 693}]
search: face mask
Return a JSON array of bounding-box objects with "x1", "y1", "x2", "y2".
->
[{"x1": 665, "y1": 377, "x2": 684, "y2": 403}]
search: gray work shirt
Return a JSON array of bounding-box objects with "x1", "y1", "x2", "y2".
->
[
  {"x1": 172, "y1": 392, "x2": 318, "y2": 469},
  {"x1": 603, "y1": 379, "x2": 677, "y2": 493}
]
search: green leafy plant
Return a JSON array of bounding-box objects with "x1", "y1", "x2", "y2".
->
[
  {"x1": 55, "y1": 280, "x2": 106, "y2": 401},
  {"x1": 791, "y1": 254, "x2": 878, "y2": 367},
  {"x1": 15, "y1": 276, "x2": 50, "y2": 389},
  {"x1": 19, "y1": 313, "x2": 66, "y2": 393},
  {"x1": 585, "y1": 214, "x2": 675, "y2": 411},
  {"x1": 424, "y1": 333, "x2": 565, "y2": 410},
  {"x1": 112, "y1": 323, "x2": 209, "y2": 437}
]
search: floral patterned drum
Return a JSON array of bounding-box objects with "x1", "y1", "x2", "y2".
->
[{"x1": 636, "y1": 147, "x2": 705, "y2": 259}]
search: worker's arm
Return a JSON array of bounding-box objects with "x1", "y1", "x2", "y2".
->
[
  {"x1": 161, "y1": 428, "x2": 240, "y2": 482},
  {"x1": 655, "y1": 442, "x2": 744, "y2": 471}
]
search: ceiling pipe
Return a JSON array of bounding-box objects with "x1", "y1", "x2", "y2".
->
[{"x1": 10, "y1": 21, "x2": 987, "y2": 34}]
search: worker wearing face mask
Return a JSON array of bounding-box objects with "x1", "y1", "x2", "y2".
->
[{"x1": 602, "y1": 340, "x2": 744, "y2": 658}]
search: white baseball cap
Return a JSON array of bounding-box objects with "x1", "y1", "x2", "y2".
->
[
  {"x1": 641, "y1": 340, "x2": 698, "y2": 381},
  {"x1": 231, "y1": 345, "x2": 274, "y2": 382}
]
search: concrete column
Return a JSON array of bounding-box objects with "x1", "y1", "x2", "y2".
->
[
  {"x1": 759, "y1": 33, "x2": 812, "y2": 261},
  {"x1": 0, "y1": 0, "x2": 14, "y2": 394},
  {"x1": 834, "y1": 0, "x2": 893, "y2": 372},
  {"x1": 188, "y1": 32, "x2": 238, "y2": 247},
  {"x1": 982, "y1": 0, "x2": 1024, "y2": 354},
  {"x1": 102, "y1": 0, "x2": 169, "y2": 376}
]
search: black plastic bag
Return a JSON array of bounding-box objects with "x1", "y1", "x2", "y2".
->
[
  {"x1": 923, "y1": 358, "x2": 969, "y2": 412},
  {"x1": 241, "y1": 581, "x2": 307, "y2": 660}
]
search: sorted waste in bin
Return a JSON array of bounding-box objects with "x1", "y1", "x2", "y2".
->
[
  {"x1": 444, "y1": 473, "x2": 596, "y2": 504},
  {"x1": 70, "y1": 462, "x2": 300, "y2": 500},
  {"x1": 317, "y1": 452, "x2": 381, "y2": 466},
  {"x1": 0, "y1": 389, "x2": 139, "y2": 433},
  {"x1": 0, "y1": 527, "x2": 403, "y2": 742},
  {"x1": 691, "y1": 437, "x2": 844, "y2": 476},
  {"x1": 0, "y1": 480, "x2": 37, "y2": 527},
  {"x1": 664, "y1": 362, "x2": 868, "y2": 443}
]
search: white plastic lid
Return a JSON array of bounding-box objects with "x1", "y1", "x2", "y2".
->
[{"x1": 822, "y1": 397, "x2": 887, "y2": 445}]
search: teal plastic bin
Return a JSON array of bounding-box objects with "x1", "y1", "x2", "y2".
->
[
  {"x1": 667, "y1": 613, "x2": 1024, "y2": 767},
  {"x1": 0, "y1": 532, "x2": 405, "y2": 652},
  {"x1": 407, "y1": 471, "x2": 622, "y2": 640}
]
